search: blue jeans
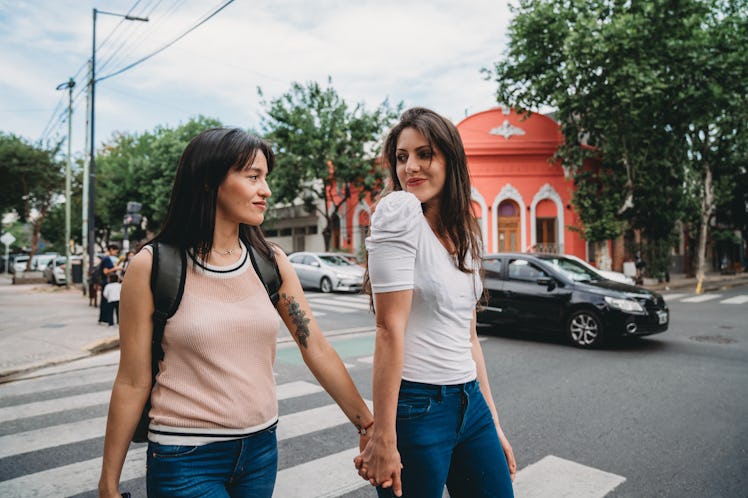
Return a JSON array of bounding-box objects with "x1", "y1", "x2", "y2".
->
[
  {"x1": 377, "y1": 379, "x2": 514, "y2": 498},
  {"x1": 146, "y1": 425, "x2": 278, "y2": 497}
]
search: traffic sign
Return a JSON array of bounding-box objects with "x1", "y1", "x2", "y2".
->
[{"x1": 0, "y1": 232, "x2": 15, "y2": 246}]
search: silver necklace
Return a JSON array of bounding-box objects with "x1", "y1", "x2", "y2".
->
[{"x1": 212, "y1": 244, "x2": 240, "y2": 256}]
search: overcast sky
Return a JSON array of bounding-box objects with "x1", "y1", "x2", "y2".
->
[{"x1": 0, "y1": 0, "x2": 514, "y2": 156}]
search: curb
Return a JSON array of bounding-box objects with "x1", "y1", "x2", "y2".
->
[
  {"x1": 0, "y1": 335, "x2": 120, "y2": 384},
  {"x1": 643, "y1": 275, "x2": 748, "y2": 293}
]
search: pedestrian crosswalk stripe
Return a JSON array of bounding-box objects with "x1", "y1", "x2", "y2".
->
[
  {"x1": 721, "y1": 295, "x2": 748, "y2": 304},
  {"x1": 0, "y1": 381, "x2": 323, "y2": 459},
  {"x1": 278, "y1": 400, "x2": 372, "y2": 441},
  {"x1": 309, "y1": 297, "x2": 370, "y2": 311},
  {"x1": 274, "y1": 447, "x2": 367, "y2": 497},
  {"x1": 680, "y1": 294, "x2": 722, "y2": 303},
  {"x1": 663, "y1": 293, "x2": 688, "y2": 301},
  {"x1": 308, "y1": 302, "x2": 359, "y2": 313},
  {"x1": 331, "y1": 295, "x2": 370, "y2": 305},
  {"x1": 0, "y1": 389, "x2": 110, "y2": 423},
  {"x1": 358, "y1": 356, "x2": 374, "y2": 364},
  {"x1": 513, "y1": 455, "x2": 626, "y2": 498}
]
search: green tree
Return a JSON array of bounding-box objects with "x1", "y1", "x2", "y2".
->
[
  {"x1": 95, "y1": 116, "x2": 222, "y2": 248},
  {"x1": 260, "y1": 79, "x2": 401, "y2": 250},
  {"x1": 486, "y1": 0, "x2": 746, "y2": 280},
  {"x1": 0, "y1": 133, "x2": 64, "y2": 267}
]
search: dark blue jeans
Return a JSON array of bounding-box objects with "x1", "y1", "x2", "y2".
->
[
  {"x1": 146, "y1": 425, "x2": 277, "y2": 497},
  {"x1": 377, "y1": 379, "x2": 514, "y2": 498}
]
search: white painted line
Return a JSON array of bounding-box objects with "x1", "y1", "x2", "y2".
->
[
  {"x1": 680, "y1": 294, "x2": 722, "y2": 303},
  {"x1": 0, "y1": 447, "x2": 147, "y2": 498},
  {"x1": 344, "y1": 363, "x2": 355, "y2": 369},
  {"x1": 513, "y1": 455, "x2": 625, "y2": 498},
  {"x1": 0, "y1": 365, "x2": 116, "y2": 397},
  {"x1": 274, "y1": 447, "x2": 367, "y2": 497},
  {"x1": 312, "y1": 311, "x2": 327, "y2": 316},
  {"x1": 0, "y1": 390, "x2": 110, "y2": 423},
  {"x1": 721, "y1": 295, "x2": 748, "y2": 304},
  {"x1": 309, "y1": 298, "x2": 371, "y2": 311},
  {"x1": 663, "y1": 293, "x2": 687, "y2": 301},
  {"x1": 277, "y1": 381, "x2": 325, "y2": 400},
  {"x1": 0, "y1": 400, "x2": 373, "y2": 497},
  {"x1": 0, "y1": 382, "x2": 326, "y2": 458},
  {"x1": 332, "y1": 296, "x2": 371, "y2": 305},
  {"x1": 309, "y1": 302, "x2": 357, "y2": 313},
  {"x1": 358, "y1": 355, "x2": 374, "y2": 364},
  {"x1": 278, "y1": 400, "x2": 372, "y2": 441}
]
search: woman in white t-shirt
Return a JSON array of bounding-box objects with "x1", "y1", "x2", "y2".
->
[{"x1": 355, "y1": 108, "x2": 516, "y2": 497}]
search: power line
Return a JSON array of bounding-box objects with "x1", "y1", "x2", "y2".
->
[{"x1": 97, "y1": 0, "x2": 235, "y2": 83}]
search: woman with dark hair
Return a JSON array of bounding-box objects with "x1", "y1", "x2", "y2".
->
[
  {"x1": 355, "y1": 108, "x2": 516, "y2": 497},
  {"x1": 98, "y1": 128, "x2": 373, "y2": 498}
]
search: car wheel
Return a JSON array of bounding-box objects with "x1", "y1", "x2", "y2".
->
[
  {"x1": 566, "y1": 309, "x2": 603, "y2": 348},
  {"x1": 319, "y1": 277, "x2": 333, "y2": 293}
]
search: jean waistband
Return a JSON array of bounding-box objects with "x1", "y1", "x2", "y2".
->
[{"x1": 400, "y1": 378, "x2": 478, "y2": 396}]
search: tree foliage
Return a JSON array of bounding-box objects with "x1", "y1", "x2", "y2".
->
[
  {"x1": 260, "y1": 79, "x2": 401, "y2": 250},
  {"x1": 0, "y1": 133, "x2": 64, "y2": 264},
  {"x1": 487, "y1": 0, "x2": 747, "y2": 278},
  {"x1": 94, "y1": 116, "x2": 222, "y2": 247}
]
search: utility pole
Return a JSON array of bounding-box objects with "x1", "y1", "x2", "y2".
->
[
  {"x1": 82, "y1": 61, "x2": 91, "y2": 294},
  {"x1": 56, "y1": 78, "x2": 75, "y2": 288}
]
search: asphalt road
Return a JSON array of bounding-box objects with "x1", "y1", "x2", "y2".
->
[{"x1": 0, "y1": 286, "x2": 746, "y2": 497}]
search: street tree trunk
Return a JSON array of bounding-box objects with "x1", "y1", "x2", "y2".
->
[{"x1": 695, "y1": 161, "x2": 714, "y2": 294}]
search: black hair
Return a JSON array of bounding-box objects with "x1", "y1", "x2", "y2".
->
[{"x1": 152, "y1": 128, "x2": 275, "y2": 259}]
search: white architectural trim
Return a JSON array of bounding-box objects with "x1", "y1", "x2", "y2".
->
[
  {"x1": 492, "y1": 184, "x2": 526, "y2": 253},
  {"x1": 351, "y1": 201, "x2": 372, "y2": 255},
  {"x1": 471, "y1": 187, "x2": 489, "y2": 249},
  {"x1": 530, "y1": 183, "x2": 565, "y2": 252}
]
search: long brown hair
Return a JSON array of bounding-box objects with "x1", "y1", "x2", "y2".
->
[{"x1": 364, "y1": 108, "x2": 484, "y2": 303}]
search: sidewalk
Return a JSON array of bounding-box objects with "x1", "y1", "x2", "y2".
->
[{"x1": 1, "y1": 270, "x2": 746, "y2": 383}]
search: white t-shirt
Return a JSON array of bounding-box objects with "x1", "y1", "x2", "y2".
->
[
  {"x1": 103, "y1": 282, "x2": 122, "y2": 303},
  {"x1": 366, "y1": 191, "x2": 482, "y2": 385}
]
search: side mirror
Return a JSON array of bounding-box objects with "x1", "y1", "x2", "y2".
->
[
  {"x1": 311, "y1": 261, "x2": 321, "y2": 268},
  {"x1": 536, "y1": 276, "x2": 555, "y2": 288}
]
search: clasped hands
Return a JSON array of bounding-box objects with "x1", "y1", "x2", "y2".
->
[{"x1": 355, "y1": 431, "x2": 403, "y2": 497}]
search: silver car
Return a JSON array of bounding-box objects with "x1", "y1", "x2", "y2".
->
[{"x1": 288, "y1": 252, "x2": 364, "y2": 293}]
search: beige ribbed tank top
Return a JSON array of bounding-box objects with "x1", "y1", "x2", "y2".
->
[{"x1": 145, "y1": 242, "x2": 280, "y2": 445}]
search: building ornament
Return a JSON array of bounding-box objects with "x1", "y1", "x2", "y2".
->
[{"x1": 489, "y1": 119, "x2": 526, "y2": 140}]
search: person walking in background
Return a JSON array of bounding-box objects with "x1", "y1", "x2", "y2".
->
[
  {"x1": 98, "y1": 244, "x2": 122, "y2": 325},
  {"x1": 98, "y1": 128, "x2": 373, "y2": 498},
  {"x1": 355, "y1": 108, "x2": 516, "y2": 497},
  {"x1": 102, "y1": 274, "x2": 121, "y2": 326}
]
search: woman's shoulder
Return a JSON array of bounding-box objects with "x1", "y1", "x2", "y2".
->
[{"x1": 371, "y1": 191, "x2": 422, "y2": 230}]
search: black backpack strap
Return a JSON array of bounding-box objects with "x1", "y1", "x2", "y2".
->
[
  {"x1": 149, "y1": 242, "x2": 186, "y2": 363},
  {"x1": 248, "y1": 244, "x2": 282, "y2": 306}
]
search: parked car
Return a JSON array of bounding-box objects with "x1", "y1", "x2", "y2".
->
[
  {"x1": 288, "y1": 251, "x2": 364, "y2": 293},
  {"x1": 43, "y1": 255, "x2": 80, "y2": 285},
  {"x1": 30, "y1": 253, "x2": 59, "y2": 271},
  {"x1": 552, "y1": 253, "x2": 636, "y2": 285},
  {"x1": 10, "y1": 255, "x2": 29, "y2": 274},
  {"x1": 478, "y1": 253, "x2": 669, "y2": 348}
]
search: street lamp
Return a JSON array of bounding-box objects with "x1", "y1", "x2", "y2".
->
[{"x1": 87, "y1": 8, "x2": 148, "y2": 277}]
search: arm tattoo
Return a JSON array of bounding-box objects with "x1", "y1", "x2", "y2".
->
[{"x1": 280, "y1": 293, "x2": 310, "y2": 348}]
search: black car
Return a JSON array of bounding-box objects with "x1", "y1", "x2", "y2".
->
[{"x1": 478, "y1": 253, "x2": 669, "y2": 348}]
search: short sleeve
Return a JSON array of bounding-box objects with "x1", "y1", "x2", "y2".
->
[{"x1": 365, "y1": 191, "x2": 422, "y2": 293}]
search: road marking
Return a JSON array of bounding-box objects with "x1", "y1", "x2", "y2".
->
[
  {"x1": 308, "y1": 302, "x2": 358, "y2": 313},
  {"x1": 274, "y1": 447, "x2": 367, "y2": 497},
  {"x1": 513, "y1": 455, "x2": 626, "y2": 498},
  {"x1": 663, "y1": 293, "x2": 687, "y2": 301},
  {"x1": 332, "y1": 295, "x2": 370, "y2": 305},
  {"x1": 0, "y1": 381, "x2": 327, "y2": 458},
  {"x1": 308, "y1": 297, "x2": 371, "y2": 311},
  {"x1": 358, "y1": 355, "x2": 374, "y2": 364},
  {"x1": 721, "y1": 295, "x2": 748, "y2": 304},
  {"x1": 0, "y1": 390, "x2": 110, "y2": 423},
  {"x1": 680, "y1": 294, "x2": 722, "y2": 303}
]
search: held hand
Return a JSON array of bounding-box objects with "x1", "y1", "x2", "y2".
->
[{"x1": 353, "y1": 434, "x2": 403, "y2": 496}]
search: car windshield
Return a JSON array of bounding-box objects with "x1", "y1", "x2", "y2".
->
[
  {"x1": 538, "y1": 256, "x2": 601, "y2": 282},
  {"x1": 319, "y1": 255, "x2": 354, "y2": 266}
]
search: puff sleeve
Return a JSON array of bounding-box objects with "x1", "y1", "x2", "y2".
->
[{"x1": 365, "y1": 191, "x2": 423, "y2": 293}]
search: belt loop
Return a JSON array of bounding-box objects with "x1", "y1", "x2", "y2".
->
[{"x1": 439, "y1": 385, "x2": 446, "y2": 401}]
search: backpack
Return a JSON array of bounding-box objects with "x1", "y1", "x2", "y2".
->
[{"x1": 131, "y1": 241, "x2": 282, "y2": 443}]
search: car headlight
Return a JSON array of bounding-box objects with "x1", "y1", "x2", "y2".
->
[
  {"x1": 604, "y1": 296, "x2": 643, "y2": 312},
  {"x1": 335, "y1": 273, "x2": 349, "y2": 279}
]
